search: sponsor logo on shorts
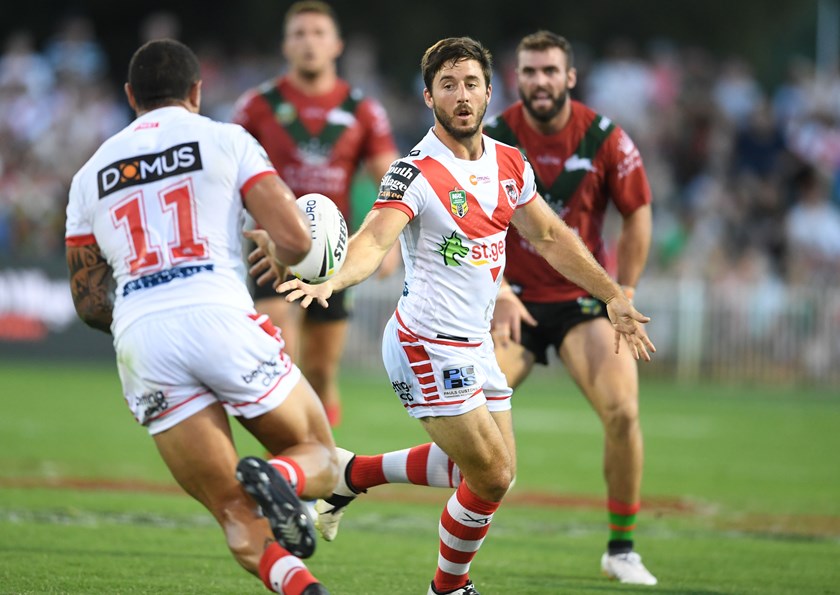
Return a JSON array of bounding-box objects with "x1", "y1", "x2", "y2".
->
[
  {"x1": 133, "y1": 390, "x2": 168, "y2": 424},
  {"x1": 97, "y1": 142, "x2": 203, "y2": 199},
  {"x1": 577, "y1": 297, "x2": 603, "y2": 316},
  {"x1": 391, "y1": 380, "x2": 413, "y2": 402},
  {"x1": 443, "y1": 365, "x2": 477, "y2": 397},
  {"x1": 378, "y1": 161, "x2": 420, "y2": 201},
  {"x1": 242, "y1": 359, "x2": 281, "y2": 387}
]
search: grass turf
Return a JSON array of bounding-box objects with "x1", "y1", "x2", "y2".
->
[{"x1": 1, "y1": 362, "x2": 838, "y2": 593}]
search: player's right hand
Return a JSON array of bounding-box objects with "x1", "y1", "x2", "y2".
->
[
  {"x1": 277, "y1": 278, "x2": 334, "y2": 309},
  {"x1": 491, "y1": 287, "x2": 537, "y2": 347}
]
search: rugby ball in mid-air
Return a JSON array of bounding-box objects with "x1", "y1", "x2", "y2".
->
[{"x1": 289, "y1": 193, "x2": 348, "y2": 284}]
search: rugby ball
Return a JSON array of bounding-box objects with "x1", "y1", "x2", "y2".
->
[{"x1": 289, "y1": 193, "x2": 348, "y2": 284}]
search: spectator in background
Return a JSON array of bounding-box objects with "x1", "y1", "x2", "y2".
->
[
  {"x1": 231, "y1": 0, "x2": 400, "y2": 427},
  {"x1": 44, "y1": 15, "x2": 107, "y2": 83},
  {"x1": 785, "y1": 166, "x2": 840, "y2": 285}
]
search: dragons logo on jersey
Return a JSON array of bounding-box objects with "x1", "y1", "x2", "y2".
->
[
  {"x1": 500, "y1": 179, "x2": 519, "y2": 208},
  {"x1": 449, "y1": 189, "x2": 468, "y2": 218},
  {"x1": 436, "y1": 231, "x2": 469, "y2": 266}
]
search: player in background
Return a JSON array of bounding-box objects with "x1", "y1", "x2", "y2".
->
[
  {"x1": 65, "y1": 39, "x2": 338, "y2": 595},
  {"x1": 254, "y1": 36, "x2": 655, "y2": 595},
  {"x1": 232, "y1": 0, "x2": 400, "y2": 427},
  {"x1": 483, "y1": 31, "x2": 656, "y2": 585}
]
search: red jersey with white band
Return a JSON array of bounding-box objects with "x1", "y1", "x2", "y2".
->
[
  {"x1": 373, "y1": 129, "x2": 537, "y2": 340},
  {"x1": 65, "y1": 106, "x2": 276, "y2": 337},
  {"x1": 232, "y1": 77, "x2": 397, "y2": 222},
  {"x1": 484, "y1": 100, "x2": 651, "y2": 302}
]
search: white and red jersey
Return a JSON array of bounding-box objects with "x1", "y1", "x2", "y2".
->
[
  {"x1": 65, "y1": 106, "x2": 277, "y2": 337},
  {"x1": 373, "y1": 129, "x2": 537, "y2": 340}
]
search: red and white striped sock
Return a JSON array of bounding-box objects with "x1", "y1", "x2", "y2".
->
[
  {"x1": 267, "y1": 456, "x2": 306, "y2": 497},
  {"x1": 258, "y1": 542, "x2": 319, "y2": 594},
  {"x1": 433, "y1": 482, "x2": 500, "y2": 592},
  {"x1": 349, "y1": 442, "x2": 462, "y2": 491}
]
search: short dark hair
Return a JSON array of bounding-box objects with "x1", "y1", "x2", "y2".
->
[
  {"x1": 517, "y1": 30, "x2": 574, "y2": 69},
  {"x1": 284, "y1": 1, "x2": 341, "y2": 37},
  {"x1": 128, "y1": 39, "x2": 200, "y2": 111},
  {"x1": 421, "y1": 37, "x2": 493, "y2": 92}
]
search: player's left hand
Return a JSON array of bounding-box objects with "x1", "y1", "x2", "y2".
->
[
  {"x1": 244, "y1": 229, "x2": 286, "y2": 289},
  {"x1": 277, "y1": 277, "x2": 334, "y2": 309},
  {"x1": 605, "y1": 293, "x2": 656, "y2": 361}
]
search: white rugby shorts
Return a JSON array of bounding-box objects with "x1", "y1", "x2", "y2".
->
[
  {"x1": 114, "y1": 305, "x2": 301, "y2": 435},
  {"x1": 381, "y1": 312, "x2": 512, "y2": 419}
]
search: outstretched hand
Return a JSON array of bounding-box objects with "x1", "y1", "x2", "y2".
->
[
  {"x1": 276, "y1": 277, "x2": 334, "y2": 309},
  {"x1": 605, "y1": 294, "x2": 656, "y2": 361},
  {"x1": 243, "y1": 229, "x2": 287, "y2": 289}
]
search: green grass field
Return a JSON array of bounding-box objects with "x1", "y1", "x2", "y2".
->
[{"x1": 1, "y1": 361, "x2": 839, "y2": 594}]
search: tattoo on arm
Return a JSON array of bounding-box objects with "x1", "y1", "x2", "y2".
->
[{"x1": 67, "y1": 244, "x2": 114, "y2": 334}]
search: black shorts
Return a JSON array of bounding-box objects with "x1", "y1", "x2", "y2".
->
[
  {"x1": 520, "y1": 297, "x2": 609, "y2": 365},
  {"x1": 251, "y1": 275, "x2": 351, "y2": 323}
]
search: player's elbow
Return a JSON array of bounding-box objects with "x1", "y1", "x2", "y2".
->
[{"x1": 75, "y1": 303, "x2": 113, "y2": 334}]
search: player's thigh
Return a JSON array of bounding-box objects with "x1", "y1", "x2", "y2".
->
[
  {"x1": 559, "y1": 317, "x2": 639, "y2": 418},
  {"x1": 152, "y1": 402, "x2": 246, "y2": 511},
  {"x1": 238, "y1": 376, "x2": 336, "y2": 455},
  {"x1": 299, "y1": 318, "x2": 349, "y2": 373},
  {"x1": 492, "y1": 334, "x2": 536, "y2": 389},
  {"x1": 421, "y1": 406, "x2": 513, "y2": 483}
]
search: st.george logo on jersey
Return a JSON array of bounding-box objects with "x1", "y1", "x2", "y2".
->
[{"x1": 289, "y1": 193, "x2": 348, "y2": 284}]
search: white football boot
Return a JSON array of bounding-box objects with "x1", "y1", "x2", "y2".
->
[{"x1": 601, "y1": 551, "x2": 658, "y2": 585}]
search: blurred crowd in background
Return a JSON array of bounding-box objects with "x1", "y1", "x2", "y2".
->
[{"x1": 2, "y1": 14, "x2": 840, "y2": 293}]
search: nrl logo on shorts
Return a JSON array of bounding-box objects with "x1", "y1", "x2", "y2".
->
[
  {"x1": 449, "y1": 189, "x2": 468, "y2": 218},
  {"x1": 500, "y1": 179, "x2": 519, "y2": 208}
]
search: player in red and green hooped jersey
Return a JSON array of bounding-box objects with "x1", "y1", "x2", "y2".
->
[
  {"x1": 232, "y1": 1, "x2": 399, "y2": 427},
  {"x1": 483, "y1": 31, "x2": 657, "y2": 585}
]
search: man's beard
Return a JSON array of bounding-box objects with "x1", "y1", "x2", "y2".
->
[
  {"x1": 520, "y1": 87, "x2": 568, "y2": 122},
  {"x1": 434, "y1": 101, "x2": 488, "y2": 140}
]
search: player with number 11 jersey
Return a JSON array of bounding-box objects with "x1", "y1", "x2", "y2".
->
[{"x1": 65, "y1": 107, "x2": 276, "y2": 338}]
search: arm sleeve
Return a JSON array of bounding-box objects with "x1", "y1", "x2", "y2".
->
[
  {"x1": 231, "y1": 125, "x2": 278, "y2": 197},
  {"x1": 65, "y1": 173, "x2": 96, "y2": 245},
  {"x1": 231, "y1": 91, "x2": 257, "y2": 133},
  {"x1": 358, "y1": 97, "x2": 398, "y2": 160},
  {"x1": 372, "y1": 159, "x2": 424, "y2": 221},
  {"x1": 603, "y1": 127, "x2": 652, "y2": 216},
  {"x1": 517, "y1": 157, "x2": 538, "y2": 208}
]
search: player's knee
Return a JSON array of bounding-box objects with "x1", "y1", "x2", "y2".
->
[
  {"x1": 603, "y1": 398, "x2": 640, "y2": 438},
  {"x1": 471, "y1": 461, "x2": 515, "y2": 501}
]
